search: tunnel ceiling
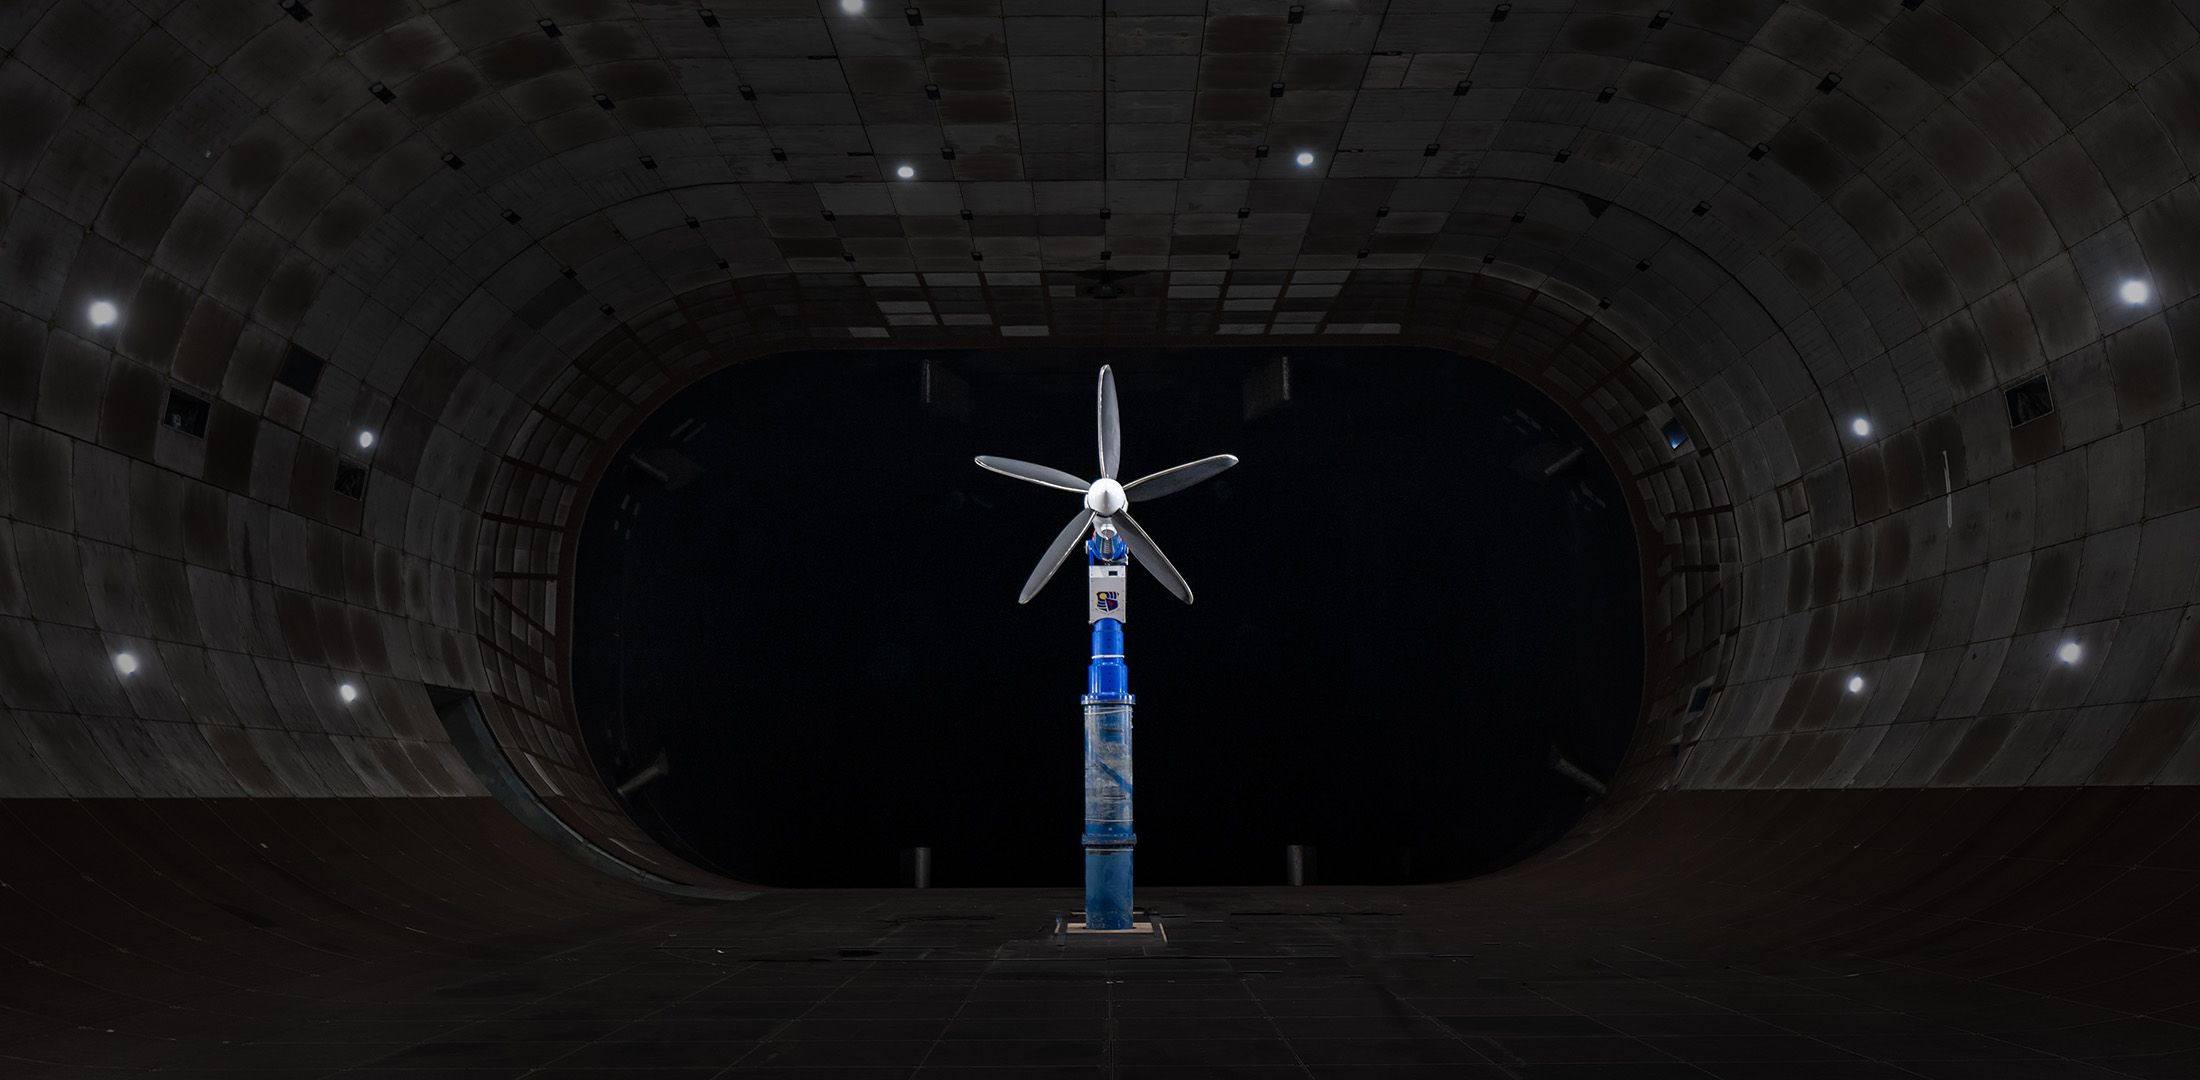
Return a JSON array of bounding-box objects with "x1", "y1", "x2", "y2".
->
[{"x1": 3, "y1": 0, "x2": 2199, "y2": 883}]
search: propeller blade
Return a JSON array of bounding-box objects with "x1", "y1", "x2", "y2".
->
[
  {"x1": 1019, "y1": 511, "x2": 1096, "y2": 604},
  {"x1": 1114, "y1": 510, "x2": 1191, "y2": 604},
  {"x1": 1097, "y1": 365, "x2": 1121, "y2": 480},
  {"x1": 975, "y1": 456, "x2": 1090, "y2": 494},
  {"x1": 1125, "y1": 454, "x2": 1239, "y2": 502}
]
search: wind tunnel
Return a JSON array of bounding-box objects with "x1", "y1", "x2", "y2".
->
[
  {"x1": 2, "y1": 0, "x2": 2199, "y2": 1072},
  {"x1": 568, "y1": 348, "x2": 1644, "y2": 888}
]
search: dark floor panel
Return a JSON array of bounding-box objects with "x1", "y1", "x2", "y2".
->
[
  {"x1": 1, "y1": 883, "x2": 2182, "y2": 1078},
  {"x1": 4, "y1": 790, "x2": 2199, "y2": 1075}
]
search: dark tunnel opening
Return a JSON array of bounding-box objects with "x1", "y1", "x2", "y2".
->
[{"x1": 571, "y1": 347, "x2": 1643, "y2": 887}]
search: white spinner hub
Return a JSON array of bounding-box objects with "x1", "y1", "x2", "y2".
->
[{"x1": 1085, "y1": 477, "x2": 1128, "y2": 516}]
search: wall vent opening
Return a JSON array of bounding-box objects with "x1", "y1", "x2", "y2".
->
[
  {"x1": 276, "y1": 345, "x2": 324, "y2": 395},
  {"x1": 163, "y1": 391, "x2": 210, "y2": 437},
  {"x1": 333, "y1": 463, "x2": 368, "y2": 499},
  {"x1": 2006, "y1": 376, "x2": 2053, "y2": 427}
]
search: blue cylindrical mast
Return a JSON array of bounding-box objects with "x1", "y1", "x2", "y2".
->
[
  {"x1": 1081, "y1": 532, "x2": 1135, "y2": 929},
  {"x1": 973, "y1": 366, "x2": 1237, "y2": 931}
]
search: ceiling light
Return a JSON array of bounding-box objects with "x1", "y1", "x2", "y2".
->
[
  {"x1": 88, "y1": 301, "x2": 118, "y2": 326},
  {"x1": 115, "y1": 653, "x2": 138, "y2": 676},
  {"x1": 1294, "y1": 151, "x2": 1314, "y2": 166},
  {"x1": 896, "y1": 164, "x2": 914, "y2": 178},
  {"x1": 2120, "y1": 280, "x2": 2149, "y2": 304},
  {"x1": 840, "y1": 0, "x2": 862, "y2": 10},
  {"x1": 358, "y1": 430, "x2": 376, "y2": 449},
  {"x1": 339, "y1": 683, "x2": 358, "y2": 703},
  {"x1": 2058, "y1": 642, "x2": 2082, "y2": 664},
  {"x1": 1846, "y1": 675, "x2": 1864, "y2": 694},
  {"x1": 1850, "y1": 417, "x2": 1871, "y2": 437}
]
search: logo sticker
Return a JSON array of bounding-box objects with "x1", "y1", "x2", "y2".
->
[{"x1": 1094, "y1": 591, "x2": 1120, "y2": 611}]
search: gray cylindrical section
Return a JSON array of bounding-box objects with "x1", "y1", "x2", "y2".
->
[
  {"x1": 1082, "y1": 701, "x2": 1133, "y2": 838},
  {"x1": 912, "y1": 846, "x2": 932, "y2": 889},
  {"x1": 1286, "y1": 844, "x2": 1314, "y2": 886}
]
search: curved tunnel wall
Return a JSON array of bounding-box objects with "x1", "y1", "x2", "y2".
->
[{"x1": 0, "y1": 0, "x2": 2197, "y2": 1007}]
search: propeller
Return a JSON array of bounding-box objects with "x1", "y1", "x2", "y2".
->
[
  {"x1": 1020, "y1": 509, "x2": 1097, "y2": 604},
  {"x1": 976, "y1": 365, "x2": 1238, "y2": 605},
  {"x1": 1123, "y1": 454, "x2": 1236, "y2": 502},
  {"x1": 1098, "y1": 365, "x2": 1121, "y2": 480},
  {"x1": 975, "y1": 456, "x2": 1086, "y2": 494},
  {"x1": 1113, "y1": 511, "x2": 1190, "y2": 603}
]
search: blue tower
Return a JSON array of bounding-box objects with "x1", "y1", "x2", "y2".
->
[
  {"x1": 1081, "y1": 533, "x2": 1135, "y2": 928},
  {"x1": 974, "y1": 366, "x2": 1236, "y2": 931}
]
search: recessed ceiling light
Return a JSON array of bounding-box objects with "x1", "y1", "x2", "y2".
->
[
  {"x1": 1294, "y1": 151, "x2": 1314, "y2": 166},
  {"x1": 2058, "y1": 642, "x2": 2082, "y2": 664},
  {"x1": 896, "y1": 164, "x2": 914, "y2": 178},
  {"x1": 2120, "y1": 280, "x2": 2149, "y2": 304},
  {"x1": 840, "y1": 0, "x2": 862, "y2": 11},
  {"x1": 115, "y1": 653, "x2": 138, "y2": 676},
  {"x1": 339, "y1": 683, "x2": 358, "y2": 703},
  {"x1": 1846, "y1": 675, "x2": 1864, "y2": 694},
  {"x1": 88, "y1": 301, "x2": 118, "y2": 326},
  {"x1": 358, "y1": 430, "x2": 376, "y2": 449},
  {"x1": 1850, "y1": 417, "x2": 1872, "y2": 437}
]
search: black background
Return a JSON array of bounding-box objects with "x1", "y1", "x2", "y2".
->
[{"x1": 572, "y1": 347, "x2": 1642, "y2": 887}]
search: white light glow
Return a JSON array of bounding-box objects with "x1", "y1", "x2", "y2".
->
[
  {"x1": 114, "y1": 653, "x2": 138, "y2": 676},
  {"x1": 2120, "y1": 280, "x2": 2150, "y2": 304},
  {"x1": 339, "y1": 683, "x2": 358, "y2": 703},
  {"x1": 840, "y1": 0, "x2": 862, "y2": 11},
  {"x1": 1294, "y1": 151, "x2": 1314, "y2": 166},
  {"x1": 2058, "y1": 642, "x2": 2082, "y2": 664},
  {"x1": 358, "y1": 430, "x2": 376, "y2": 449},
  {"x1": 88, "y1": 301, "x2": 118, "y2": 326},
  {"x1": 896, "y1": 164, "x2": 914, "y2": 178},
  {"x1": 1851, "y1": 417, "x2": 1872, "y2": 437},
  {"x1": 1847, "y1": 675, "x2": 1864, "y2": 694}
]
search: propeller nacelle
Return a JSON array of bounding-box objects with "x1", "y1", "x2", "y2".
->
[{"x1": 1085, "y1": 477, "x2": 1128, "y2": 516}]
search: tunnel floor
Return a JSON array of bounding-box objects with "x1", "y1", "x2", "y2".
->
[{"x1": 13, "y1": 883, "x2": 2192, "y2": 1079}]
